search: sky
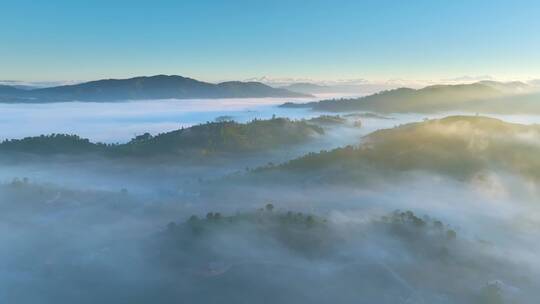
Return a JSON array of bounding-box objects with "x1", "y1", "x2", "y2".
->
[{"x1": 1, "y1": 0, "x2": 539, "y2": 83}]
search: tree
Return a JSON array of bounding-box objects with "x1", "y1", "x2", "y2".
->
[
  {"x1": 133, "y1": 132, "x2": 152, "y2": 142},
  {"x1": 265, "y1": 203, "x2": 274, "y2": 212}
]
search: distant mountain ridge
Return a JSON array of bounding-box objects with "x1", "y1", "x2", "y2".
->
[
  {"x1": 0, "y1": 84, "x2": 22, "y2": 94},
  {"x1": 281, "y1": 81, "x2": 540, "y2": 113},
  {"x1": 279, "y1": 83, "x2": 331, "y2": 94},
  {"x1": 280, "y1": 82, "x2": 400, "y2": 95},
  {"x1": 0, "y1": 75, "x2": 310, "y2": 103}
]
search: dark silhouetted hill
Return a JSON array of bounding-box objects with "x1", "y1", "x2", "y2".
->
[{"x1": 0, "y1": 75, "x2": 311, "y2": 103}]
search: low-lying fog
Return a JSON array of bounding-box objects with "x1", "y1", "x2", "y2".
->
[
  {"x1": 3, "y1": 97, "x2": 540, "y2": 143},
  {"x1": 3, "y1": 170, "x2": 539, "y2": 303},
  {"x1": 0, "y1": 98, "x2": 323, "y2": 143},
  {"x1": 2, "y1": 98, "x2": 540, "y2": 303}
]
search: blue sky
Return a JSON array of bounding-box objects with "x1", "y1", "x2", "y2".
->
[{"x1": 1, "y1": 0, "x2": 539, "y2": 82}]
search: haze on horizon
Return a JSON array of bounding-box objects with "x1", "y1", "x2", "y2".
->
[{"x1": 1, "y1": 0, "x2": 539, "y2": 83}]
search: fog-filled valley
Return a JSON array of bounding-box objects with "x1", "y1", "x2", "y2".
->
[
  {"x1": 1, "y1": 91, "x2": 540, "y2": 303},
  {"x1": 5, "y1": 0, "x2": 540, "y2": 302}
]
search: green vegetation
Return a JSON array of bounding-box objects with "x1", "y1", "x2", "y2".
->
[
  {"x1": 164, "y1": 206, "x2": 333, "y2": 258},
  {"x1": 263, "y1": 115, "x2": 540, "y2": 182},
  {"x1": 114, "y1": 118, "x2": 323, "y2": 156},
  {"x1": 0, "y1": 117, "x2": 324, "y2": 157},
  {"x1": 147, "y1": 204, "x2": 532, "y2": 303},
  {"x1": 305, "y1": 115, "x2": 347, "y2": 126},
  {"x1": 0, "y1": 134, "x2": 108, "y2": 154},
  {"x1": 381, "y1": 210, "x2": 458, "y2": 243},
  {"x1": 160, "y1": 206, "x2": 456, "y2": 262}
]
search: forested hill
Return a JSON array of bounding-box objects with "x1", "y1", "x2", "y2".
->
[
  {"x1": 0, "y1": 118, "x2": 323, "y2": 157},
  {"x1": 253, "y1": 115, "x2": 540, "y2": 182}
]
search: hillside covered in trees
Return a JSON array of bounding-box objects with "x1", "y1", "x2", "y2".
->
[
  {"x1": 250, "y1": 116, "x2": 540, "y2": 183},
  {"x1": 148, "y1": 206, "x2": 528, "y2": 304},
  {"x1": 0, "y1": 117, "x2": 324, "y2": 158}
]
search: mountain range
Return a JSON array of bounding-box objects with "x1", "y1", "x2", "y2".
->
[
  {"x1": 281, "y1": 81, "x2": 540, "y2": 113},
  {"x1": 0, "y1": 75, "x2": 310, "y2": 103},
  {"x1": 279, "y1": 82, "x2": 400, "y2": 96}
]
